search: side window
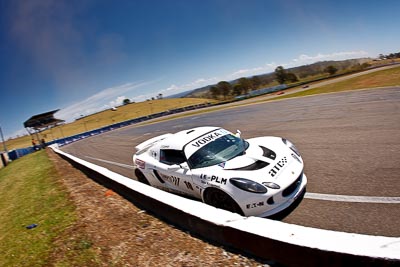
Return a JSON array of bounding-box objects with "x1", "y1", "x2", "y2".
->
[{"x1": 160, "y1": 149, "x2": 186, "y2": 165}]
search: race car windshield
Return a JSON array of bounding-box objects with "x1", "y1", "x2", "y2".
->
[{"x1": 187, "y1": 134, "x2": 249, "y2": 169}]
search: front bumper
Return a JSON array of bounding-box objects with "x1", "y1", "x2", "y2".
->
[{"x1": 243, "y1": 173, "x2": 308, "y2": 217}]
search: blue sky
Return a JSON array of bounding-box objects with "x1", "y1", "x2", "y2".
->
[{"x1": 0, "y1": 0, "x2": 399, "y2": 140}]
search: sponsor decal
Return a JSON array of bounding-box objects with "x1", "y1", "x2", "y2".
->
[
  {"x1": 269, "y1": 157, "x2": 288, "y2": 177},
  {"x1": 135, "y1": 159, "x2": 146, "y2": 169},
  {"x1": 200, "y1": 174, "x2": 227, "y2": 185},
  {"x1": 183, "y1": 181, "x2": 194, "y2": 191},
  {"x1": 218, "y1": 162, "x2": 226, "y2": 168},
  {"x1": 159, "y1": 173, "x2": 180, "y2": 186},
  {"x1": 246, "y1": 201, "x2": 265, "y2": 209},
  {"x1": 191, "y1": 131, "x2": 223, "y2": 148}
]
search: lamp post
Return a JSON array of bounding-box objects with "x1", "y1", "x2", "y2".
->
[{"x1": 0, "y1": 124, "x2": 8, "y2": 153}]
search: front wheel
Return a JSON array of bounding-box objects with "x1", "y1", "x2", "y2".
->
[{"x1": 203, "y1": 188, "x2": 244, "y2": 216}]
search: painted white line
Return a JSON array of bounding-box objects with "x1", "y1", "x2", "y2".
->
[
  {"x1": 85, "y1": 156, "x2": 134, "y2": 170},
  {"x1": 305, "y1": 192, "x2": 400, "y2": 204},
  {"x1": 131, "y1": 136, "x2": 143, "y2": 141}
]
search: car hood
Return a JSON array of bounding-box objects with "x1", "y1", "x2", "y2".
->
[{"x1": 194, "y1": 136, "x2": 304, "y2": 184}]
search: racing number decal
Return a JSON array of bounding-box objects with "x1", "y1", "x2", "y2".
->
[
  {"x1": 157, "y1": 171, "x2": 180, "y2": 186},
  {"x1": 184, "y1": 181, "x2": 194, "y2": 191}
]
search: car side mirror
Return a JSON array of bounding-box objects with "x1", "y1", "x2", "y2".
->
[
  {"x1": 235, "y1": 130, "x2": 242, "y2": 138},
  {"x1": 168, "y1": 162, "x2": 189, "y2": 171},
  {"x1": 167, "y1": 164, "x2": 181, "y2": 171}
]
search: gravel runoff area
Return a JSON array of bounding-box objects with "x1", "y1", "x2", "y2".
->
[{"x1": 47, "y1": 149, "x2": 274, "y2": 267}]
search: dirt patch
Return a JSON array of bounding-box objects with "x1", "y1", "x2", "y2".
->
[{"x1": 47, "y1": 149, "x2": 270, "y2": 266}]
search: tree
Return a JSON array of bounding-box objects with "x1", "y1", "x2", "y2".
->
[
  {"x1": 324, "y1": 65, "x2": 338, "y2": 75},
  {"x1": 217, "y1": 81, "x2": 232, "y2": 99},
  {"x1": 251, "y1": 76, "x2": 262, "y2": 89},
  {"x1": 275, "y1": 66, "x2": 287, "y2": 84},
  {"x1": 238, "y1": 77, "x2": 253, "y2": 93},
  {"x1": 233, "y1": 84, "x2": 244, "y2": 96},
  {"x1": 286, "y1": 72, "x2": 298, "y2": 83},
  {"x1": 156, "y1": 93, "x2": 163, "y2": 99},
  {"x1": 210, "y1": 86, "x2": 220, "y2": 99},
  {"x1": 123, "y1": 98, "x2": 131, "y2": 105}
]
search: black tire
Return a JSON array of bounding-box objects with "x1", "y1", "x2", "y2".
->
[
  {"x1": 134, "y1": 169, "x2": 150, "y2": 185},
  {"x1": 203, "y1": 188, "x2": 244, "y2": 216}
]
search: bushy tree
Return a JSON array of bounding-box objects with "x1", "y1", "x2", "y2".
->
[
  {"x1": 286, "y1": 72, "x2": 298, "y2": 82},
  {"x1": 210, "y1": 86, "x2": 220, "y2": 99},
  {"x1": 233, "y1": 84, "x2": 244, "y2": 96},
  {"x1": 275, "y1": 66, "x2": 287, "y2": 84},
  {"x1": 324, "y1": 65, "x2": 338, "y2": 75},
  {"x1": 217, "y1": 81, "x2": 232, "y2": 99},
  {"x1": 238, "y1": 77, "x2": 253, "y2": 93},
  {"x1": 251, "y1": 76, "x2": 262, "y2": 89}
]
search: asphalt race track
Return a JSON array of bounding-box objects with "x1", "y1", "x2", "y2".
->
[{"x1": 61, "y1": 87, "x2": 400, "y2": 237}]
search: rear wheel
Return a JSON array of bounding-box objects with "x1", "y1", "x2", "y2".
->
[
  {"x1": 134, "y1": 169, "x2": 150, "y2": 185},
  {"x1": 203, "y1": 188, "x2": 244, "y2": 216}
]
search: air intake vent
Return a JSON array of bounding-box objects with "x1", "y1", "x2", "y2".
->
[
  {"x1": 227, "y1": 160, "x2": 269, "y2": 171},
  {"x1": 260, "y1": 146, "x2": 276, "y2": 160}
]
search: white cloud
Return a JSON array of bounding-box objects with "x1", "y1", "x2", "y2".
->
[
  {"x1": 290, "y1": 50, "x2": 369, "y2": 65},
  {"x1": 229, "y1": 63, "x2": 277, "y2": 79},
  {"x1": 156, "y1": 77, "x2": 219, "y2": 97},
  {"x1": 57, "y1": 81, "x2": 150, "y2": 121},
  {"x1": 109, "y1": 96, "x2": 127, "y2": 107}
]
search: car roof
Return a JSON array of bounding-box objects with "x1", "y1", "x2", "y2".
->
[{"x1": 159, "y1": 126, "x2": 221, "y2": 151}]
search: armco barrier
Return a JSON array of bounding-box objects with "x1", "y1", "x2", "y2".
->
[{"x1": 51, "y1": 145, "x2": 399, "y2": 267}]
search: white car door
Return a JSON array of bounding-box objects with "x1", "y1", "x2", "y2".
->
[{"x1": 153, "y1": 149, "x2": 196, "y2": 196}]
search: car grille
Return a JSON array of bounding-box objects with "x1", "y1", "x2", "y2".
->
[{"x1": 282, "y1": 172, "x2": 303, "y2": 197}]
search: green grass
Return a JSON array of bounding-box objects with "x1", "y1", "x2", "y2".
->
[
  {"x1": 0, "y1": 151, "x2": 97, "y2": 266},
  {"x1": 273, "y1": 65, "x2": 400, "y2": 100}
]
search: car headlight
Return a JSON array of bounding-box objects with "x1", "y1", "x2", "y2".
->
[
  {"x1": 230, "y1": 178, "x2": 267, "y2": 194},
  {"x1": 282, "y1": 138, "x2": 300, "y2": 157}
]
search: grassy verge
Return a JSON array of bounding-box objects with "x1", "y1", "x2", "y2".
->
[
  {"x1": 0, "y1": 151, "x2": 97, "y2": 266},
  {"x1": 273, "y1": 65, "x2": 400, "y2": 100}
]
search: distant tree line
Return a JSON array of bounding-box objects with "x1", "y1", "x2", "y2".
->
[
  {"x1": 379, "y1": 52, "x2": 400, "y2": 60},
  {"x1": 185, "y1": 55, "x2": 396, "y2": 100},
  {"x1": 209, "y1": 76, "x2": 264, "y2": 99}
]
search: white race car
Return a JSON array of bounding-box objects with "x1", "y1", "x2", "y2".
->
[{"x1": 133, "y1": 126, "x2": 307, "y2": 217}]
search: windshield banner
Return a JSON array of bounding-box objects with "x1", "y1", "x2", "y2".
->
[{"x1": 185, "y1": 128, "x2": 230, "y2": 157}]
